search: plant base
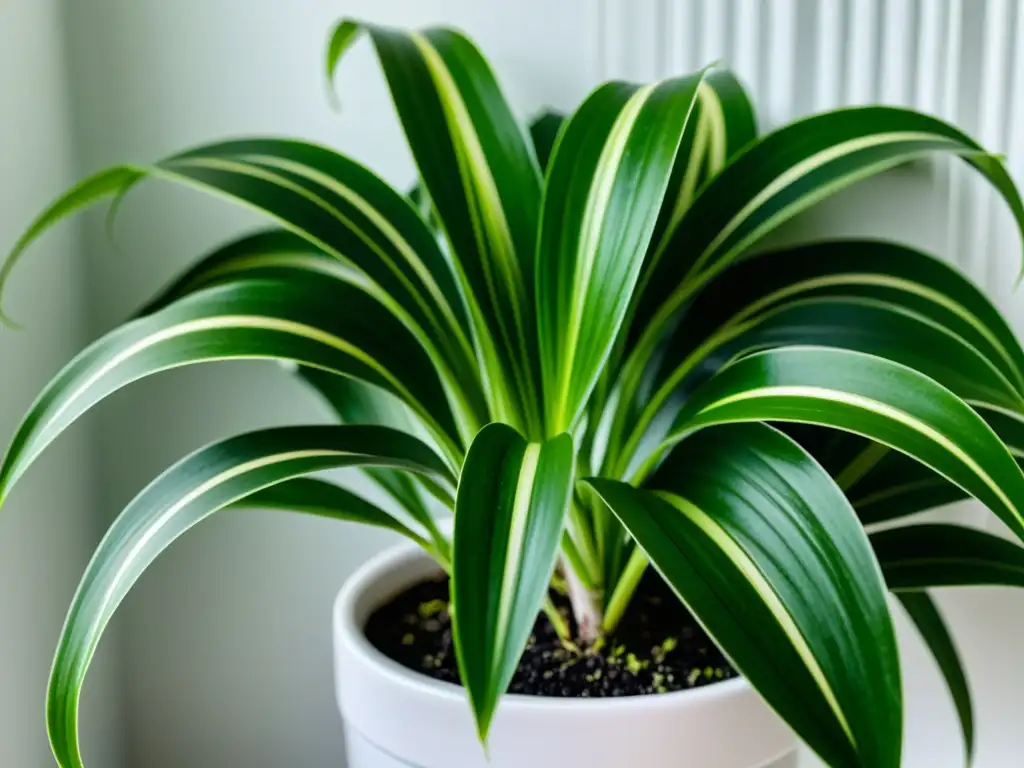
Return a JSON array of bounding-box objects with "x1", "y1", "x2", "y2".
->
[
  {"x1": 334, "y1": 543, "x2": 798, "y2": 768},
  {"x1": 366, "y1": 571, "x2": 737, "y2": 698}
]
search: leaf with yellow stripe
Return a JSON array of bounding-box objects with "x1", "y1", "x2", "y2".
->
[
  {"x1": 615, "y1": 109, "x2": 1024, "y2": 450},
  {"x1": 138, "y1": 228, "x2": 359, "y2": 315},
  {"x1": 535, "y1": 73, "x2": 704, "y2": 435},
  {"x1": 46, "y1": 424, "x2": 450, "y2": 768},
  {"x1": 451, "y1": 423, "x2": 573, "y2": 741},
  {"x1": 586, "y1": 422, "x2": 901, "y2": 768},
  {"x1": 296, "y1": 366, "x2": 448, "y2": 554},
  {"x1": 0, "y1": 278, "x2": 462, "y2": 508},
  {"x1": 659, "y1": 346, "x2": 1024, "y2": 543},
  {"x1": 329, "y1": 21, "x2": 543, "y2": 433},
  {"x1": 0, "y1": 138, "x2": 486, "y2": 431}
]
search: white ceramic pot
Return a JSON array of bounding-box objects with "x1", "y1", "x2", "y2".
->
[{"x1": 334, "y1": 543, "x2": 799, "y2": 768}]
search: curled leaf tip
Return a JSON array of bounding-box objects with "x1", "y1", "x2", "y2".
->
[{"x1": 325, "y1": 19, "x2": 364, "y2": 112}]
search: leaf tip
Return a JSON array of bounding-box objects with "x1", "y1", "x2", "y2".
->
[{"x1": 325, "y1": 19, "x2": 363, "y2": 112}]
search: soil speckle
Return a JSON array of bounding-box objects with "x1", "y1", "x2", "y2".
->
[{"x1": 365, "y1": 570, "x2": 736, "y2": 698}]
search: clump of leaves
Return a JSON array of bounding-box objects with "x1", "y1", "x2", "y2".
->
[{"x1": 5, "y1": 18, "x2": 1024, "y2": 768}]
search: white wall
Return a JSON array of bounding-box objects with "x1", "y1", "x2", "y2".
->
[
  {"x1": 0, "y1": 1, "x2": 123, "y2": 766},
  {"x1": 43, "y1": 0, "x2": 1024, "y2": 766}
]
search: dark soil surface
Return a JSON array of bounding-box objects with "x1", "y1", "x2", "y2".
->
[{"x1": 365, "y1": 570, "x2": 736, "y2": 698}]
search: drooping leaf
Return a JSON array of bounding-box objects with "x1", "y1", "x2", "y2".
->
[
  {"x1": 138, "y1": 228, "x2": 357, "y2": 315},
  {"x1": 635, "y1": 107, "x2": 1024, "y2": 339},
  {"x1": 239, "y1": 477, "x2": 428, "y2": 546},
  {"x1": 586, "y1": 423, "x2": 901, "y2": 768},
  {"x1": 450, "y1": 423, "x2": 573, "y2": 741},
  {"x1": 662, "y1": 346, "x2": 1024, "y2": 542},
  {"x1": 895, "y1": 592, "x2": 974, "y2": 767},
  {"x1": 871, "y1": 523, "x2": 1024, "y2": 590},
  {"x1": 47, "y1": 425, "x2": 450, "y2": 768},
  {"x1": 329, "y1": 20, "x2": 543, "y2": 432},
  {"x1": 616, "y1": 109, "x2": 1024, "y2": 447},
  {"x1": 535, "y1": 73, "x2": 704, "y2": 434},
  {"x1": 296, "y1": 366, "x2": 443, "y2": 546},
  {"x1": 812, "y1": 399, "x2": 1024, "y2": 526},
  {"x1": 0, "y1": 278, "x2": 461, "y2": 506}
]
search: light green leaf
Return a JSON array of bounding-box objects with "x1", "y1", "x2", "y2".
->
[
  {"x1": 662, "y1": 346, "x2": 1024, "y2": 542},
  {"x1": 451, "y1": 423, "x2": 573, "y2": 741},
  {"x1": 586, "y1": 422, "x2": 901, "y2": 768},
  {"x1": 0, "y1": 167, "x2": 143, "y2": 328},
  {"x1": 47, "y1": 424, "x2": 449, "y2": 768},
  {"x1": 896, "y1": 592, "x2": 973, "y2": 767},
  {"x1": 535, "y1": 73, "x2": 704, "y2": 434},
  {"x1": 0, "y1": 278, "x2": 461, "y2": 507}
]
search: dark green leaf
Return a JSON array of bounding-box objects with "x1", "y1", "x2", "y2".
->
[
  {"x1": 535, "y1": 74, "x2": 704, "y2": 434},
  {"x1": 451, "y1": 423, "x2": 573, "y2": 740},
  {"x1": 330, "y1": 21, "x2": 543, "y2": 432},
  {"x1": 587, "y1": 423, "x2": 901, "y2": 768},
  {"x1": 664, "y1": 346, "x2": 1024, "y2": 542},
  {"x1": 871, "y1": 523, "x2": 1024, "y2": 590},
  {"x1": 0, "y1": 278, "x2": 460, "y2": 507},
  {"x1": 896, "y1": 592, "x2": 973, "y2": 767},
  {"x1": 47, "y1": 424, "x2": 449, "y2": 768}
]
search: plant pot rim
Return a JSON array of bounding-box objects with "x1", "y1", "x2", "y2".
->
[{"x1": 334, "y1": 540, "x2": 751, "y2": 713}]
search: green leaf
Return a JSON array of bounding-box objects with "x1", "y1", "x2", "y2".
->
[
  {"x1": 535, "y1": 74, "x2": 704, "y2": 434},
  {"x1": 239, "y1": 477, "x2": 429, "y2": 545},
  {"x1": 636, "y1": 107, "x2": 1024, "y2": 336},
  {"x1": 819, "y1": 399, "x2": 1024, "y2": 526},
  {"x1": 528, "y1": 110, "x2": 564, "y2": 172},
  {"x1": 618, "y1": 109, "x2": 1024, "y2": 442},
  {"x1": 848, "y1": 450, "x2": 969, "y2": 525},
  {"x1": 451, "y1": 423, "x2": 573, "y2": 741},
  {"x1": 0, "y1": 278, "x2": 461, "y2": 507},
  {"x1": 607, "y1": 238, "x2": 1024, "y2": 476},
  {"x1": 330, "y1": 21, "x2": 543, "y2": 433},
  {"x1": 895, "y1": 592, "x2": 974, "y2": 765},
  {"x1": 717, "y1": 298, "x2": 1021, "y2": 407},
  {"x1": 296, "y1": 366, "x2": 444, "y2": 546},
  {"x1": 0, "y1": 138, "x2": 486, "y2": 428},
  {"x1": 138, "y1": 228, "x2": 358, "y2": 315},
  {"x1": 586, "y1": 423, "x2": 901, "y2": 768},
  {"x1": 871, "y1": 523, "x2": 1024, "y2": 590},
  {"x1": 0, "y1": 167, "x2": 143, "y2": 328},
  {"x1": 663, "y1": 346, "x2": 1024, "y2": 542},
  {"x1": 47, "y1": 424, "x2": 449, "y2": 768}
]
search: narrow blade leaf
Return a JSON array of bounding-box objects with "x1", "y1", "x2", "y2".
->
[
  {"x1": 665, "y1": 346, "x2": 1024, "y2": 542},
  {"x1": 330, "y1": 21, "x2": 543, "y2": 432},
  {"x1": 0, "y1": 278, "x2": 460, "y2": 506},
  {"x1": 896, "y1": 592, "x2": 974, "y2": 765},
  {"x1": 871, "y1": 523, "x2": 1024, "y2": 590},
  {"x1": 47, "y1": 425, "x2": 449, "y2": 768},
  {"x1": 536, "y1": 74, "x2": 704, "y2": 434},
  {"x1": 451, "y1": 423, "x2": 573, "y2": 741},
  {"x1": 586, "y1": 423, "x2": 901, "y2": 768}
]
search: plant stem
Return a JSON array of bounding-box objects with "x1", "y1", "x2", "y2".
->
[
  {"x1": 543, "y1": 599, "x2": 579, "y2": 652},
  {"x1": 563, "y1": 557, "x2": 604, "y2": 645},
  {"x1": 602, "y1": 547, "x2": 648, "y2": 635}
]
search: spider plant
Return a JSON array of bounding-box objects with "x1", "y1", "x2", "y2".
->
[{"x1": 5, "y1": 18, "x2": 1024, "y2": 768}]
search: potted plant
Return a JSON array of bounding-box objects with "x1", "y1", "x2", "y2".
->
[{"x1": 5, "y1": 17, "x2": 1024, "y2": 768}]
